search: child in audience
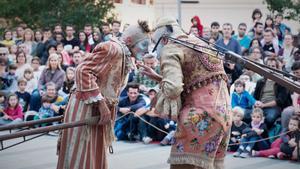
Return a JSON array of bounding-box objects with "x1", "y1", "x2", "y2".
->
[
  {"x1": 23, "y1": 68, "x2": 38, "y2": 94},
  {"x1": 59, "y1": 67, "x2": 75, "y2": 98},
  {"x1": 228, "y1": 106, "x2": 248, "y2": 151},
  {"x1": 231, "y1": 79, "x2": 256, "y2": 124},
  {"x1": 0, "y1": 92, "x2": 6, "y2": 116},
  {"x1": 6, "y1": 64, "x2": 18, "y2": 93},
  {"x1": 233, "y1": 108, "x2": 269, "y2": 158},
  {"x1": 15, "y1": 78, "x2": 31, "y2": 112},
  {"x1": 34, "y1": 95, "x2": 56, "y2": 127},
  {"x1": 252, "y1": 116, "x2": 299, "y2": 160},
  {"x1": 278, "y1": 116, "x2": 300, "y2": 160},
  {"x1": 0, "y1": 93, "x2": 23, "y2": 125}
]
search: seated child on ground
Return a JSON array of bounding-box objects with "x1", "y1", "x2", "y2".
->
[
  {"x1": 253, "y1": 116, "x2": 300, "y2": 160},
  {"x1": 233, "y1": 108, "x2": 269, "y2": 158},
  {"x1": 228, "y1": 106, "x2": 248, "y2": 151},
  {"x1": 0, "y1": 93, "x2": 23, "y2": 125}
]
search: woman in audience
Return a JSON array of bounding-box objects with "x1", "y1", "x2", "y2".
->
[
  {"x1": 34, "y1": 29, "x2": 43, "y2": 43},
  {"x1": 91, "y1": 31, "x2": 102, "y2": 51},
  {"x1": 249, "y1": 47, "x2": 264, "y2": 64},
  {"x1": 15, "y1": 51, "x2": 31, "y2": 79},
  {"x1": 264, "y1": 15, "x2": 274, "y2": 30},
  {"x1": 29, "y1": 53, "x2": 65, "y2": 111},
  {"x1": 78, "y1": 31, "x2": 88, "y2": 52},
  {"x1": 1, "y1": 30, "x2": 15, "y2": 47},
  {"x1": 22, "y1": 28, "x2": 37, "y2": 56}
]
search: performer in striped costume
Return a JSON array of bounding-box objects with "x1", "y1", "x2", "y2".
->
[{"x1": 57, "y1": 21, "x2": 151, "y2": 169}]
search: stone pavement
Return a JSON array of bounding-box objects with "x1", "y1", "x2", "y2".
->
[{"x1": 0, "y1": 135, "x2": 299, "y2": 169}]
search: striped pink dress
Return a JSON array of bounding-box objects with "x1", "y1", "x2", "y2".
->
[{"x1": 57, "y1": 38, "x2": 129, "y2": 169}]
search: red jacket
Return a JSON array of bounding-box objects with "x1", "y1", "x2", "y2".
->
[
  {"x1": 4, "y1": 105, "x2": 24, "y2": 120},
  {"x1": 191, "y1": 16, "x2": 203, "y2": 37}
]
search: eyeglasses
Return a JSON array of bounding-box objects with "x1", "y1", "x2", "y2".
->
[
  {"x1": 239, "y1": 28, "x2": 246, "y2": 31},
  {"x1": 0, "y1": 53, "x2": 7, "y2": 56}
]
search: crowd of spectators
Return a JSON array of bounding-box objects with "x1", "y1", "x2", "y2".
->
[{"x1": 0, "y1": 8, "x2": 299, "y2": 161}]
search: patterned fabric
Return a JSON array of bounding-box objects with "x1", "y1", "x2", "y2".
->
[
  {"x1": 133, "y1": 65, "x2": 160, "y2": 88},
  {"x1": 155, "y1": 35, "x2": 231, "y2": 169},
  {"x1": 57, "y1": 38, "x2": 130, "y2": 169},
  {"x1": 168, "y1": 81, "x2": 231, "y2": 169}
]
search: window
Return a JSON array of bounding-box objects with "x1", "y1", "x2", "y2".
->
[{"x1": 131, "y1": 0, "x2": 146, "y2": 5}]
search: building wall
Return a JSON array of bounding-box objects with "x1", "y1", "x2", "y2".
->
[
  {"x1": 113, "y1": 0, "x2": 156, "y2": 29},
  {"x1": 113, "y1": 0, "x2": 299, "y2": 34}
]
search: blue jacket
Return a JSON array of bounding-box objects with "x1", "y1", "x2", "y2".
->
[
  {"x1": 231, "y1": 91, "x2": 256, "y2": 109},
  {"x1": 117, "y1": 95, "x2": 146, "y2": 116}
]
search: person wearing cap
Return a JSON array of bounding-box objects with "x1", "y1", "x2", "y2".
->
[
  {"x1": 139, "y1": 16, "x2": 231, "y2": 169},
  {"x1": 57, "y1": 21, "x2": 151, "y2": 169}
]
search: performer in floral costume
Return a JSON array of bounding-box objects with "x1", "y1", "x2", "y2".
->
[
  {"x1": 141, "y1": 17, "x2": 232, "y2": 169},
  {"x1": 57, "y1": 21, "x2": 150, "y2": 169}
]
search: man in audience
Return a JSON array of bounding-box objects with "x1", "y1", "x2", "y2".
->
[
  {"x1": 216, "y1": 23, "x2": 243, "y2": 85},
  {"x1": 275, "y1": 13, "x2": 291, "y2": 44},
  {"x1": 134, "y1": 53, "x2": 160, "y2": 93},
  {"x1": 210, "y1": 21, "x2": 222, "y2": 41},
  {"x1": 233, "y1": 23, "x2": 251, "y2": 53},
  {"x1": 84, "y1": 24, "x2": 94, "y2": 52},
  {"x1": 112, "y1": 20, "x2": 122, "y2": 38},
  {"x1": 253, "y1": 58, "x2": 292, "y2": 129},
  {"x1": 62, "y1": 25, "x2": 80, "y2": 54},
  {"x1": 261, "y1": 28, "x2": 279, "y2": 58},
  {"x1": 250, "y1": 22, "x2": 264, "y2": 40},
  {"x1": 281, "y1": 61, "x2": 300, "y2": 130},
  {"x1": 115, "y1": 83, "x2": 149, "y2": 142},
  {"x1": 53, "y1": 24, "x2": 63, "y2": 34},
  {"x1": 36, "y1": 27, "x2": 56, "y2": 65},
  {"x1": 101, "y1": 22, "x2": 113, "y2": 42},
  {"x1": 70, "y1": 51, "x2": 84, "y2": 67}
]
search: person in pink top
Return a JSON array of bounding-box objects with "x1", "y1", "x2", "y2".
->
[{"x1": 0, "y1": 93, "x2": 23, "y2": 125}]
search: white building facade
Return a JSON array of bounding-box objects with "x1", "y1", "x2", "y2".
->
[{"x1": 113, "y1": 0, "x2": 299, "y2": 33}]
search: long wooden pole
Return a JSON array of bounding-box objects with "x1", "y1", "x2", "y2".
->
[
  {"x1": 0, "y1": 116, "x2": 99, "y2": 141},
  {"x1": 0, "y1": 116, "x2": 63, "y2": 131}
]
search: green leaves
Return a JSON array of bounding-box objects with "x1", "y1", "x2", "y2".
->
[
  {"x1": 0, "y1": 0, "x2": 115, "y2": 30},
  {"x1": 264, "y1": 0, "x2": 300, "y2": 21}
]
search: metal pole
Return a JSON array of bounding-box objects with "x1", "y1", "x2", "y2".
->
[{"x1": 177, "y1": 0, "x2": 182, "y2": 26}]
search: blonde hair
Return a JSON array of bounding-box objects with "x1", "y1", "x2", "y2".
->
[
  {"x1": 232, "y1": 106, "x2": 245, "y2": 118},
  {"x1": 251, "y1": 108, "x2": 264, "y2": 119},
  {"x1": 23, "y1": 28, "x2": 35, "y2": 41},
  {"x1": 46, "y1": 53, "x2": 62, "y2": 70}
]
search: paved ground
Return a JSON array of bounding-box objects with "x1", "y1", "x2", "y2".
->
[{"x1": 0, "y1": 134, "x2": 299, "y2": 169}]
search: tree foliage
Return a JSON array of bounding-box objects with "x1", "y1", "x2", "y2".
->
[
  {"x1": 0, "y1": 0, "x2": 115, "y2": 30},
  {"x1": 264, "y1": 0, "x2": 300, "y2": 21}
]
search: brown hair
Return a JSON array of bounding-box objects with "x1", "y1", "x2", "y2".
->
[
  {"x1": 41, "y1": 95, "x2": 53, "y2": 103},
  {"x1": 234, "y1": 79, "x2": 245, "y2": 88},
  {"x1": 289, "y1": 116, "x2": 300, "y2": 129},
  {"x1": 17, "y1": 78, "x2": 27, "y2": 85}
]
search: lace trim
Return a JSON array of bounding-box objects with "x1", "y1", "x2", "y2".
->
[{"x1": 168, "y1": 153, "x2": 225, "y2": 169}]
